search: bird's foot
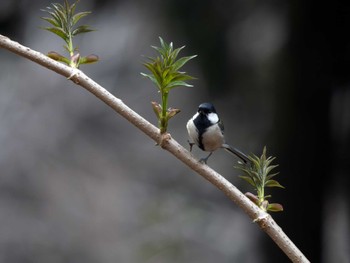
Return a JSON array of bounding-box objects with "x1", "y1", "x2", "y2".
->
[
  {"x1": 199, "y1": 157, "x2": 208, "y2": 164},
  {"x1": 199, "y1": 152, "x2": 213, "y2": 164}
]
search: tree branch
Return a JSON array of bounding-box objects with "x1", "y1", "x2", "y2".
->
[{"x1": 0, "y1": 34, "x2": 310, "y2": 263}]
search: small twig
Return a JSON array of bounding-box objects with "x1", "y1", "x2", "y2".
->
[{"x1": 0, "y1": 34, "x2": 310, "y2": 263}]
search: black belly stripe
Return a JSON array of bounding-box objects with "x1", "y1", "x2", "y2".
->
[{"x1": 193, "y1": 114, "x2": 211, "y2": 151}]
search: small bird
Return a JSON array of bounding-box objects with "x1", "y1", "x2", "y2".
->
[{"x1": 186, "y1": 102, "x2": 249, "y2": 164}]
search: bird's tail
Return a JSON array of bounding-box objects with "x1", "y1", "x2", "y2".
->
[{"x1": 222, "y1": 143, "x2": 250, "y2": 164}]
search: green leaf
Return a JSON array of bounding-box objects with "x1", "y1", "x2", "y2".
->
[
  {"x1": 267, "y1": 203, "x2": 284, "y2": 212},
  {"x1": 72, "y1": 11, "x2": 91, "y2": 25},
  {"x1": 265, "y1": 164, "x2": 278, "y2": 175},
  {"x1": 172, "y1": 55, "x2": 197, "y2": 71},
  {"x1": 72, "y1": 25, "x2": 94, "y2": 36},
  {"x1": 239, "y1": 175, "x2": 256, "y2": 187},
  {"x1": 250, "y1": 155, "x2": 260, "y2": 168},
  {"x1": 171, "y1": 45, "x2": 185, "y2": 61},
  {"x1": 266, "y1": 172, "x2": 279, "y2": 181},
  {"x1": 47, "y1": 51, "x2": 70, "y2": 65},
  {"x1": 159, "y1": 37, "x2": 171, "y2": 53},
  {"x1": 165, "y1": 80, "x2": 193, "y2": 90},
  {"x1": 265, "y1": 179, "x2": 285, "y2": 188},
  {"x1": 52, "y1": 3, "x2": 67, "y2": 25},
  {"x1": 44, "y1": 10, "x2": 63, "y2": 28},
  {"x1": 162, "y1": 67, "x2": 172, "y2": 79},
  {"x1": 168, "y1": 73, "x2": 195, "y2": 83},
  {"x1": 152, "y1": 37, "x2": 169, "y2": 58},
  {"x1": 43, "y1": 27, "x2": 67, "y2": 41},
  {"x1": 142, "y1": 63, "x2": 162, "y2": 89},
  {"x1": 141, "y1": 73, "x2": 162, "y2": 90},
  {"x1": 40, "y1": 16, "x2": 59, "y2": 27},
  {"x1": 79, "y1": 54, "x2": 99, "y2": 64},
  {"x1": 265, "y1": 157, "x2": 276, "y2": 169},
  {"x1": 69, "y1": 0, "x2": 78, "y2": 16},
  {"x1": 261, "y1": 146, "x2": 267, "y2": 159}
]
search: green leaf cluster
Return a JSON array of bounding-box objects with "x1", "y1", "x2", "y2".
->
[
  {"x1": 235, "y1": 147, "x2": 284, "y2": 212},
  {"x1": 141, "y1": 37, "x2": 196, "y2": 92},
  {"x1": 141, "y1": 37, "x2": 196, "y2": 133},
  {"x1": 41, "y1": 0, "x2": 98, "y2": 68}
]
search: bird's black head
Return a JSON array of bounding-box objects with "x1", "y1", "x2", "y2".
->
[{"x1": 198, "y1": 102, "x2": 217, "y2": 115}]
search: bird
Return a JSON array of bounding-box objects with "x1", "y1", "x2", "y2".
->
[{"x1": 186, "y1": 102, "x2": 249, "y2": 164}]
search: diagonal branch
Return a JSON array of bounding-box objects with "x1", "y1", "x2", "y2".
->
[{"x1": 0, "y1": 34, "x2": 309, "y2": 263}]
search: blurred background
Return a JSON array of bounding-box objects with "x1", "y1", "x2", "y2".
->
[{"x1": 1, "y1": 0, "x2": 349, "y2": 262}]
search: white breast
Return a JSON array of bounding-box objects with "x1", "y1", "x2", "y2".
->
[
  {"x1": 186, "y1": 113, "x2": 199, "y2": 145},
  {"x1": 201, "y1": 124, "x2": 224, "y2": 152}
]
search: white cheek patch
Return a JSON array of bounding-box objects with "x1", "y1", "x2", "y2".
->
[{"x1": 207, "y1": 112, "x2": 219, "y2": 123}]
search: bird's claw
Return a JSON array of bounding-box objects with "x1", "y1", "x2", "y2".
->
[
  {"x1": 199, "y1": 152, "x2": 212, "y2": 164},
  {"x1": 199, "y1": 158, "x2": 208, "y2": 164}
]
